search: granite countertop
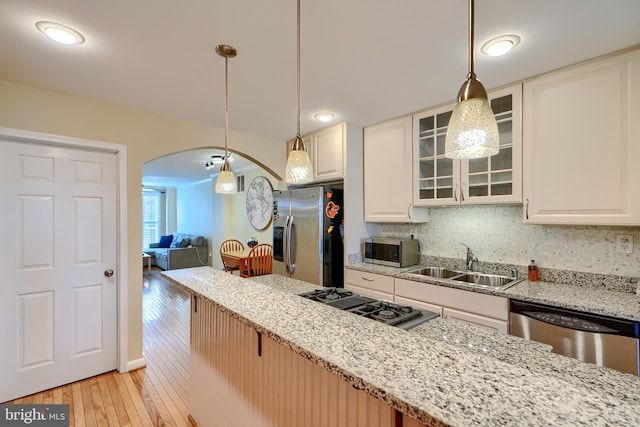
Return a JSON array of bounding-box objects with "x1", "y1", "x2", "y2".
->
[
  {"x1": 347, "y1": 263, "x2": 640, "y2": 321},
  {"x1": 162, "y1": 267, "x2": 640, "y2": 427}
]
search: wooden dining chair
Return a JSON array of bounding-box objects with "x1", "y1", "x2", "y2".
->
[
  {"x1": 220, "y1": 239, "x2": 245, "y2": 273},
  {"x1": 240, "y1": 244, "x2": 273, "y2": 278}
]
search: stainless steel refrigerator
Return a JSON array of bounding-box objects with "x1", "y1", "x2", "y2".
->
[{"x1": 272, "y1": 185, "x2": 344, "y2": 287}]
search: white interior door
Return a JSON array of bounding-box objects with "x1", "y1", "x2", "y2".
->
[{"x1": 0, "y1": 140, "x2": 118, "y2": 402}]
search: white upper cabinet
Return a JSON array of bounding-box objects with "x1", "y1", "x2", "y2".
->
[
  {"x1": 286, "y1": 122, "x2": 346, "y2": 183},
  {"x1": 364, "y1": 116, "x2": 428, "y2": 223},
  {"x1": 310, "y1": 122, "x2": 345, "y2": 182},
  {"x1": 413, "y1": 84, "x2": 523, "y2": 206},
  {"x1": 522, "y1": 49, "x2": 640, "y2": 225}
]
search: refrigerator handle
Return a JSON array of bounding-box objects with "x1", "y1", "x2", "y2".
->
[
  {"x1": 287, "y1": 215, "x2": 295, "y2": 274},
  {"x1": 283, "y1": 215, "x2": 290, "y2": 273}
]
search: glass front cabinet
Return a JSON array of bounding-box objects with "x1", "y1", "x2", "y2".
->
[{"x1": 413, "y1": 84, "x2": 522, "y2": 206}]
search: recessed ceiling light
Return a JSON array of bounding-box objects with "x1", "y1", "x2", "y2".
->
[
  {"x1": 314, "y1": 112, "x2": 335, "y2": 122},
  {"x1": 481, "y1": 35, "x2": 520, "y2": 57},
  {"x1": 36, "y1": 21, "x2": 85, "y2": 45}
]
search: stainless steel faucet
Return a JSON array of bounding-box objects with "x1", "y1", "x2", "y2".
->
[{"x1": 460, "y1": 243, "x2": 478, "y2": 271}]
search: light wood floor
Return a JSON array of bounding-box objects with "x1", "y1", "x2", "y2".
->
[{"x1": 5, "y1": 268, "x2": 193, "y2": 426}]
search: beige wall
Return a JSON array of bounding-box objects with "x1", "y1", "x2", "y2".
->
[{"x1": 0, "y1": 79, "x2": 286, "y2": 364}]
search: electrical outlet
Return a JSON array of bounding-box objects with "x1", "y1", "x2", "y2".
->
[{"x1": 615, "y1": 235, "x2": 633, "y2": 254}]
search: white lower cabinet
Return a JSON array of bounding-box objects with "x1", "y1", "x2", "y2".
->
[
  {"x1": 442, "y1": 307, "x2": 508, "y2": 334},
  {"x1": 344, "y1": 269, "x2": 394, "y2": 300},
  {"x1": 394, "y1": 278, "x2": 509, "y2": 333},
  {"x1": 345, "y1": 283, "x2": 393, "y2": 301},
  {"x1": 394, "y1": 295, "x2": 442, "y2": 316}
]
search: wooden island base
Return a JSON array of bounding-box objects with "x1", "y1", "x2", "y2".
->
[{"x1": 189, "y1": 296, "x2": 428, "y2": 427}]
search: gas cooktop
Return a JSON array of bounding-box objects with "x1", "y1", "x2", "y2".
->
[{"x1": 298, "y1": 287, "x2": 439, "y2": 330}]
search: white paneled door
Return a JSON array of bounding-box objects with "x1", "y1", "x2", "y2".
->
[{"x1": 0, "y1": 140, "x2": 117, "y2": 402}]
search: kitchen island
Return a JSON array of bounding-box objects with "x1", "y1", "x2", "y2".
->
[{"x1": 162, "y1": 267, "x2": 640, "y2": 426}]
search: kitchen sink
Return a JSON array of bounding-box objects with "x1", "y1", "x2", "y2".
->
[
  {"x1": 452, "y1": 273, "x2": 519, "y2": 288},
  {"x1": 407, "y1": 267, "x2": 460, "y2": 279},
  {"x1": 407, "y1": 266, "x2": 523, "y2": 290}
]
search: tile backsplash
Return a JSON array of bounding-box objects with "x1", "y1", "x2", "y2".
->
[{"x1": 379, "y1": 205, "x2": 640, "y2": 279}]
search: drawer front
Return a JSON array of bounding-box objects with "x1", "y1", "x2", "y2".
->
[
  {"x1": 395, "y1": 278, "x2": 508, "y2": 320},
  {"x1": 345, "y1": 270, "x2": 394, "y2": 293},
  {"x1": 394, "y1": 296, "x2": 443, "y2": 316},
  {"x1": 345, "y1": 284, "x2": 393, "y2": 301}
]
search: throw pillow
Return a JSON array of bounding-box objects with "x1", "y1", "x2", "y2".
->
[
  {"x1": 158, "y1": 234, "x2": 173, "y2": 248},
  {"x1": 180, "y1": 238, "x2": 190, "y2": 248},
  {"x1": 170, "y1": 233, "x2": 183, "y2": 248}
]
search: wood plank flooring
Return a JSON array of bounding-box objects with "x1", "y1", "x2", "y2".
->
[{"x1": 4, "y1": 268, "x2": 193, "y2": 426}]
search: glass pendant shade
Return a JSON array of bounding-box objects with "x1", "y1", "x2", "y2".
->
[
  {"x1": 214, "y1": 44, "x2": 237, "y2": 194},
  {"x1": 444, "y1": 0, "x2": 499, "y2": 160},
  {"x1": 445, "y1": 97, "x2": 499, "y2": 159},
  {"x1": 285, "y1": 0, "x2": 314, "y2": 185},
  {"x1": 285, "y1": 136, "x2": 313, "y2": 184},
  {"x1": 215, "y1": 160, "x2": 237, "y2": 193}
]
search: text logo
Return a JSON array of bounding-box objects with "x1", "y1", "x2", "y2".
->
[{"x1": 0, "y1": 405, "x2": 69, "y2": 426}]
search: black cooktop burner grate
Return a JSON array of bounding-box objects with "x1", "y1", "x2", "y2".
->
[
  {"x1": 326, "y1": 296, "x2": 376, "y2": 310},
  {"x1": 298, "y1": 287, "x2": 355, "y2": 303},
  {"x1": 350, "y1": 301, "x2": 423, "y2": 325},
  {"x1": 298, "y1": 288, "x2": 438, "y2": 329}
]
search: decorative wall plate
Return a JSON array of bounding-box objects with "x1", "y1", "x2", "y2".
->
[{"x1": 246, "y1": 176, "x2": 273, "y2": 230}]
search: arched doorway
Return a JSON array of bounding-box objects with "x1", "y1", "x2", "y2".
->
[{"x1": 142, "y1": 147, "x2": 281, "y2": 271}]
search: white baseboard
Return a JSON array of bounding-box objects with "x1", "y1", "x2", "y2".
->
[{"x1": 125, "y1": 357, "x2": 147, "y2": 372}]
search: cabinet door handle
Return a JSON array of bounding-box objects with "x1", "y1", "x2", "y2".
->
[
  {"x1": 407, "y1": 203, "x2": 412, "y2": 219},
  {"x1": 362, "y1": 277, "x2": 374, "y2": 282},
  {"x1": 454, "y1": 184, "x2": 458, "y2": 202},
  {"x1": 525, "y1": 198, "x2": 529, "y2": 220},
  {"x1": 461, "y1": 183, "x2": 465, "y2": 202},
  {"x1": 256, "y1": 331, "x2": 262, "y2": 357},
  {"x1": 193, "y1": 295, "x2": 198, "y2": 313}
]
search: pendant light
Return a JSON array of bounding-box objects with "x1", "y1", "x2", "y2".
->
[
  {"x1": 444, "y1": 0, "x2": 499, "y2": 159},
  {"x1": 284, "y1": 0, "x2": 313, "y2": 184},
  {"x1": 215, "y1": 44, "x2": 238, "y2": 194}
]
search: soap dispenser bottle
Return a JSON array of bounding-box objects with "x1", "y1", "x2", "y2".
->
[{"x1": 527, "y1": 260, "x2": 539, "y2": 282}]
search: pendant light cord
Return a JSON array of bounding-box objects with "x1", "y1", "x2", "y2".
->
[
  {"x1": 468, "y1": 0, "x2": 475, "y2": 76},
  {"x1": 224, "y1": 54, "x2": 229, "y2": 157},
  {"x1": 296, "y1": 0, "x2": 301, "y2": 138}
]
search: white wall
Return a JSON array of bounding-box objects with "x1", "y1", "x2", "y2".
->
[
  {"x1": 379, "y1": 205, "x2": 640, "y2": 277},
  {"x1": 176, "y1": 180, "x2": 214, "y2": 265},
  {"x1": 165, "y1": 188, "x2": 177, "y2": 234},
  {"x1": 344, "y1": 124, "x2": 381, "y2": 256}
]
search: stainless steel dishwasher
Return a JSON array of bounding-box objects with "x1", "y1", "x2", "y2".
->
[{"x1": 510, "y1": 300, "x2": 639, "y2": 376}]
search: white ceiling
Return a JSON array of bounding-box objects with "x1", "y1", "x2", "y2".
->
[{"x1": 2, "y1": 0, "x2": 639, "y2": 186}]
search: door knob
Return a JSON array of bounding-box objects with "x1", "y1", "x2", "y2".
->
[{"x1": 104, "y1": 269, "x2": 114, "y2": 277}]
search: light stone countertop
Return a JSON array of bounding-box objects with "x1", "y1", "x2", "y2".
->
[
  {"x1": 162, "y1": 267, "x2": 640, "y2": 427},
  {"x1": 347, "y1": 262, "x2": 640, "y2": 321}
]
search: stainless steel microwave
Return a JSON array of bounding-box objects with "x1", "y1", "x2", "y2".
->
[{"x1": 363, "y1": 238, "x2": 420, "y2": 268}]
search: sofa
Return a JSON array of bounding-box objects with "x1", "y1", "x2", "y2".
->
[{"x1": 144, "y1": 233, "x2": 208, "y2": 270}]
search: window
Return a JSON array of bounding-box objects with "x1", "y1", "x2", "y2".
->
[{"x1": 142, "y1": 192, "x2": 162, "y2": 247}]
